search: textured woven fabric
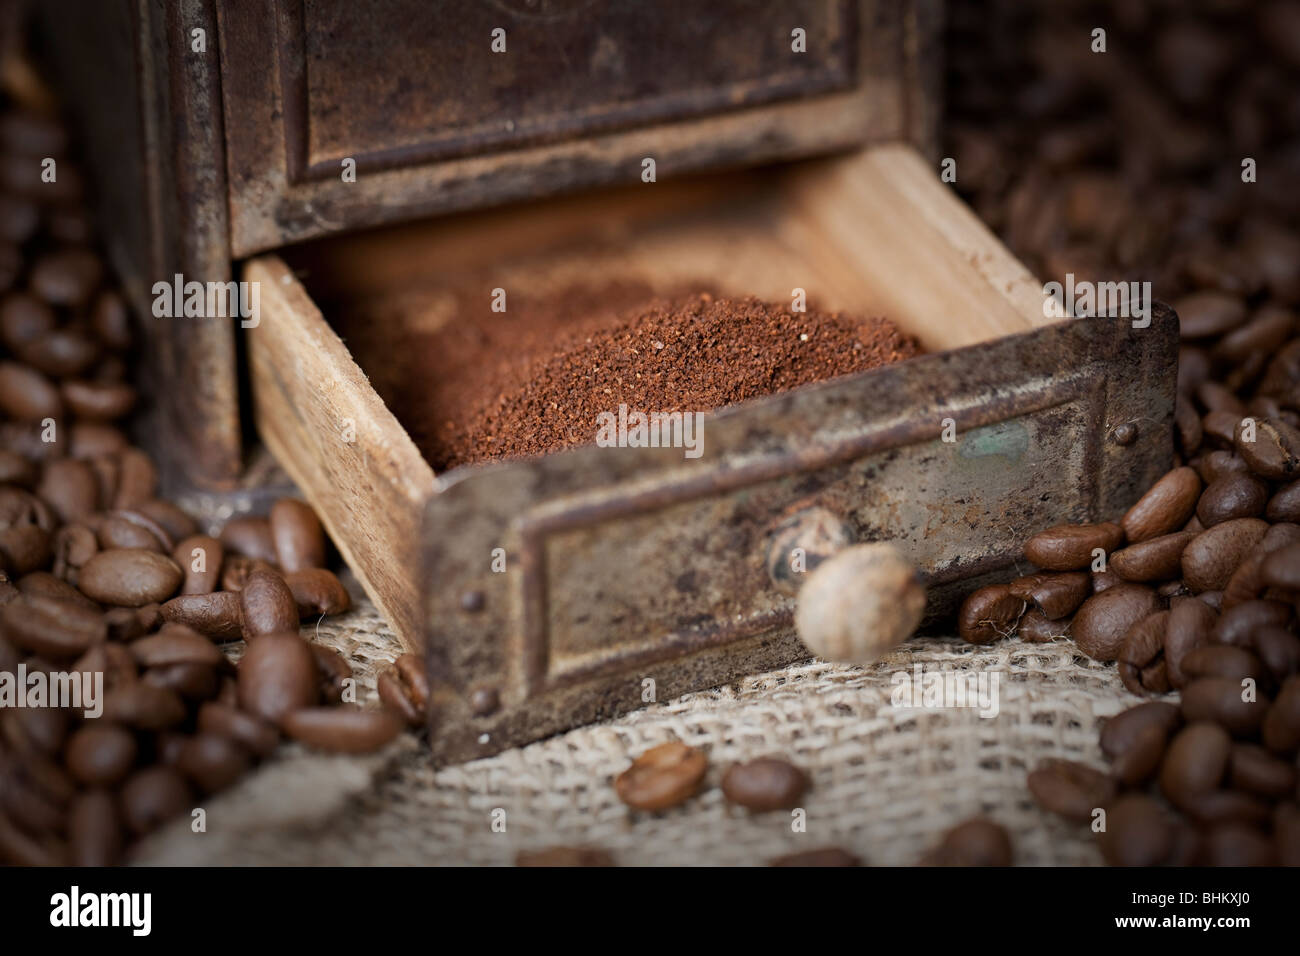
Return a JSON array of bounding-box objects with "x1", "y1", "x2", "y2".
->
[{"x1": 134, "y1": 577, "x2": 1128, "y2": 866}]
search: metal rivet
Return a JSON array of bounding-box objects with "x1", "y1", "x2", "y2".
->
[
  {"x1": 470, "y1": 687, "x2": 500, "y2": 717},
  {"x1": 459, "y1": 589, "x2": 486, "y2": 612},
  {"x1": 1112, "y1": 422, "x2": 1138, "y2": 446}
]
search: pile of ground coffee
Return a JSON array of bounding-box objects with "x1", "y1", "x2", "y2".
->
[{"x1": 346, "y1": 289, "x2": 919, "y2": 470}]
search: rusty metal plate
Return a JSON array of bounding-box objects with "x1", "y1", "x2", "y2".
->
[{"x1": 422, "y1": 307, "x2": 1178, "y2": 763}]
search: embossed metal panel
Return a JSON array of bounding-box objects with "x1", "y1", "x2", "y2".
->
[{"x1": 422, "y1": 308, "x2": 1179, "y2": 763}]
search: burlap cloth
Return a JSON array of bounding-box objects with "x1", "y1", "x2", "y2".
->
[{"x1": 132, "y1": 573, "x2": 1127, "y2": 866}]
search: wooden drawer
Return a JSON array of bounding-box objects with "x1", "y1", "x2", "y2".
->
[{"x1": 246, "y1": 144, "x2": 1178, "y2": 762}]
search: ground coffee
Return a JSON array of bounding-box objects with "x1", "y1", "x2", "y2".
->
[{"x1": 339, "y1": 288, "x2": 918, "y2": 470}]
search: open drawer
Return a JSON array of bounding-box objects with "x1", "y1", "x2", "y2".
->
[{"x1": 246, "y1": 144, "x2": 1177, "y2": 762}]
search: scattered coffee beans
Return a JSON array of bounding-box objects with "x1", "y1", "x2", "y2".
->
[{"x1": 614, "y1": 741, "x2": 708, "y2": 812}]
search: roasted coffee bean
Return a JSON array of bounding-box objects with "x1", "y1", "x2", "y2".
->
[
  {"x1": 130, "y1": 625, "x2": 222, "y2": 668},
  {"x1": 1181, "y1": 518, "x2": 1268, "y2": 591},
  {"x1": 119, "y1": 766, "x2": 191, "y2": 836},
  {"x1": 239, "y1": 568, "x2": 298, "y2": 639},
  {"x1": 516, "y1": 846, "x2": 615, "y2": 867},
  {"x1": 236, "y1": 631, "x2": 318, "y2": 725},
  {"x1": 102, "y1": 682, "x2": 186, "y2": 730},
  {"x1": 1262, "y1": 676, "x2": 1300, "y2": 754},
  {"x1": 0, "y1": 360, "x2": 62, "y2": 421},
  {"x1": 1211, "y1": 598, "x2": 1291, "y2": 647},
  {"x1": 78, "y1": 548, "x2": 182, "y2": 607},
  {"x1": 1099, "y1": 794, "x2": 1174, "y2": 866},
  {"x1": 721, "y1": 758, "x2": 809, "y2": 812},
  {"x1": 1254, "y1": 626, "x2": 1300, "y2": 681},
  {"x1": 1194, "y1": 450, "x2": 1250, "y2": 486},
  {"x1": 1091, "y1": 569, "x2": 1122, "y2": 593},
  {"x1": 311, "y1": 644, "x2": 352, "y2": 704},
  {"x1": 1221, "y1": 552, "x2": 1265, "y2": 608},
  {"x1": 1261, "y1": 541, "x2": 1300, "y2": 589},
  {"x1": 1109, "y1": 531, "x2": 1196, "y2": 582},
  {"x1": 1008, "y1": 571, "x2": 1090, "y2": 619},
  {"x1": 1175, "y1": 395, "x2": 1203, "y2": 456},
  {"x1": 160, "y1": 591, "x2": 242, "y2": 641},
  {"x1": 51, "y1": 522, "x2": 97, "y2": 581},
  {"x1": 376, "y1": 652, "x2": 428, "y2": 729},
  {"x1": 1023, "y1": 521, "x2": 1124, "y2": 570},
  {"x1": 219, "y1": 515, "x2": 278, "y2": 564},
  {"x1": 143, "y1": 661, "x2": 219, "y2": 700},
  {"x1": 175, "y1": 734, "x2": 250, "y2": 793},
  {"x1": 29, "y1": 248, "x2": 102, "y2": 307},
  {"x1": 72, "y1": 641, "x2": 136, "y2": 690},
  {"x1": 614, "y1": 741, "x2": 708, "y2": 811},
  {"x1": 1111, "y1": 723, "x2": 1167, "y2": 787},
  {"x1": 1181, "y1": 645, "x2": 1267, "y2": 686},
  {"x1": 64, "y1": 724, "x2": 137, "y2": 787},
  {"x1": 1016, "y1": 608, "x2": 1070, "y2": 642},
  {"x1": 219, "y1": 554, "x2": 274, "y2": 592},
  {"x1": 1196, "y1": 380, "x2": 1246, "y2": 414},
  {"x1": 1179, "y1": 790, "x2": 1272, "y2": 828},
  {"x1": 96, "y1": 514, "x2": 163, "y2": 552},
  {"x1": 0, "y1": 594, "x2": 105, "y2": 659},
  {"x1": 1196, "y1": 473, "x2": 1268, "y2": 526},
  {"x1": 18, "y1": 570, "x2": 97, "y2": 609},
  {"x1": 1118, "y1": 611, "x2": 1170, "y2": 694},
  {"x1": 1267, "y1": 479, "x2": 1300, "y2": 522},
  {"x1": 1165, "y1": 596, "x2": 1218, "y2": 689},
  {"x1": 1070, "y1": 584, "x2": 1159, "y2": 662},
  {"x1": 269, "y1": 498, "x2": 325, "y2": 572},
  {"x1": 769, "y1": 847, "x2": 861, "y2": 867},
  {"x1": 1236, "y1": 417, "x2": 1300, "y2": 479},
  {"x1": 1201, "y1": 823, "x2": 1278, "y2": 866},
  {"x1": 281, "y1": 707, "x2": 403, "y2": 754},
  {"x1": 284, "y1": 568, "x2": 351, "y2": 616},
  {"x1": 1160, "y1": 722, "x2": 1231, "y2": 807},
  {"x1": 1121, "y1": 467, "x2": 1201, "y2": 542},
  {"x1": 68, "y1": 790, "x2": 122, "y2": 867},
  {"x1": 1175, "y1": 290, "x2": 1247, "y2": 338},
  {"x1": 919, "y1": 817, "x2": 1012, "y2": 867},
  {"x1": 173, "y1": 534, "x2": 221, "y2": 594},
  {"x1": 1229, "y1": 742, "x2": 1297, "y2": 798},
  {"x1": 196, "y1": 702, "x2": 279, "y2": 758},
  {"x1": 2, "y1": 706, "x2": 67, "y2": 756},
  {"x1": 111, "y1": 448, "x2": 156, "y2": 509},
  {"x1": 135, "y1": 499, "x2": 196, "y2": 542},
  {"x1": 37, "y1": 458, "x2": 99, "y2": 523},
  {"x1": 1203, "y1": 410, "x2": 1246, "y2": 448},
  {"x1": 1026, "y1": 759, "x2": 1116, "y2": 822},
  {"x1": 957, "y1": 584, "x2": 1025, "y2": 644},
  {"x1": 1182, "y1": 677, "x2": 1269, "y2": 735}
]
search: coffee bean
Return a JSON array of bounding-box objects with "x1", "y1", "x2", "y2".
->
[
  {"x1": 1181, "y1": 645, "x2": 1267, "y2": 685},
  {"x1": 239, "y1": 569, "x2": 298, "y2": 639},
  {"x1": 1160, "y1": 722, "x2": 1231, "y2": 807},
  {"x1": 1121, "y1": 467, "x2": 1201, "y2": 542},
  {"x1": 1070, "y1": 584, "x2": 1159, "y2": 661},
  {"x1": 1196, "y1": 473, "x2": 1268, "y2": 526},
  {"x1": 1109, "y1": 531, "x2": 1196, "y2": 581},
  {"x1": 1093, "y1": 570, "x2": 1122, "y2": 593},
  {"x1": 1203, "y1": 410, "x2": 1246, "y2": 447},
  {"x1": 1027, "y1": 759, "x2": 1116, "y2": 822},
  {"x1": 2, "y1": 706, "x2": 67, "y2": 756},
  {"x1": 919, "y1": 817, "x2": 1012, "y2": 866},
  {"x1": 37, "y1": 458, "x2": 99, "y2": 523},
  {"x1": 1175, "y1": 395, "x2": 1203, "y2": 455},
  {"x1": 130, "y1": 625, "x2": 222, "y2": 668},
  {"x1": 219, "y1": 515, "x2": 278, "y2": 564},
  {"x1": 769, "y1": 847, "x2": 861, "y2": 867},
  {"x1": 0, "y1": 594, "x2": 105, "y2": 659},
  {"x1": 1221, "y1": 551, "x2": 1265, "y2": 608},
  {"x1": 376, "y1": 652, "x2": 428, "y2": 729},
  {"x1": 269, "y1": 498, "x2": 325, "y2": 572},
  {"x1": 1181, "y1": 677, "x2": 1269, "y2": 735},
  {"x1": 1024, "y1": 521, "x2": 1124, "y2": 570},
  {"x1": 1196, "y1": 380, "x2": 1245, "y2": 414},
  {"x1": 1236, "y1": 417, "x2": 1300, "y2": 479},
  {"x1": 119, "y1": 766, "x2": 191, "y2": 836},
  {"x1": 175, "y1": 734, "x2": 251, "y2": 793},
  {"x1": 1008, "y1": 571, "x2": 1090, "y2": 619},
  {"x1": 72, "y1": 641, "x2": 137, "y2": 690},
  {"x1": 96, "y1": 514, "x2": 162, "y2": 552},
  {"x1": 1111, "y1": 723, "x2": 1167, "y2": 787},
  {"x1": 219, "y1": 555, "x2": 274, "y2": 593},
  {"x1": 1099, "y1": 794, "x2": 1174, "y2": 866},
  {"x1": 1175, "y1": 290, "x2": 1247, "y2": 338},
  {"x1": 1262, "y1": 676, "x2": 1300, "y2": 754},
  {"x1": 311, "y1": 644, "x2": 352, "y2": 704},
  {"x1": 1254, "y1": 626, "x2": 1300, "y2": 681},
  {"x1": 173, "y1": 534, "x2": 222, "y2": 594},
  {"x1": 957, "y1": 584, "x2": 1026, "y2": 644},
  {"x1": 721, "y1": 758, "x2": 809, "y2": 812},
  {"x1": 1181, "y1": 517, "x2": 1268, "y2": 591},
  {"x1": 614, "y1": 741, "x2": 708, "y2": 811},
  {"x1": 1165, "y1": 596, "x2": 1218, "y2": 689},
  {"x1": 1211, "y1": 598, "x2": 1291, "y2": 647},
  {"x1": 1261, "y1": 541, "x2": 1300, "y2": 589},
  {"x1": 160, "y1": 591, "x2": 242, "y2": 641},
  {"x1": 103, "y1": 682, "x2": 186, "y2": 730},
  {"x1": 284, "y1": 568, "x2": 351, "y2": 617},
  {"x1": 1228, "y1": 742, "x2": 1297, "y2": 798},
  {"x1": 64, "y1": 724, "x2": 137, "y2": 786},
  {"x1": 143, "y1": 661, "x2": 219, "y2": 700},
  {"x1": 1179, "y1": 790, "x2": 1272, "y2": 828},
  {"x1": 1118, "y1": 611, "x2": 1170, "y2": 694},
  {"x1": 1016, "y1": 608, "x2": 1070, "y2": 642},
  {"x1": 0, "y1": 361, "x2": 61, "y2": 421},
  {"x1": 17, "y1": 570, "x2": 97, "y2": 609},
  {"x1": 135, "y1": 499, "x2": 196, "y2": 542},
  {"x1": 516, "y1": 846, "x2": 615, "y2": 867},
  {"x1": 1267, "y1": 479, "x2": 1300, "y2": 521},
  {"x1": 281, "y1": 707, "x2": 403, "y2": 753},
  {"x1": 68, "y1": 790, "x2": 122, "y2": 867},
  {"x1": 29, "y1": 248, "x2": 101, "y2": 308},
  {"x1": 78, "y1": 548, "x2": 182, "y2": 607},
  {"x1": 1202, "y1": 823, "x2": 1278, "y2": 866},
  {"x1": 236, "y1": 631, "x2": 318, "y2": 725},
  {"x1": 1195, "y1": 450, "x2": 1250, "y2": 486},
  {"x1": 196, "y1": 702, "x2": 279, "y2": 758}
]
